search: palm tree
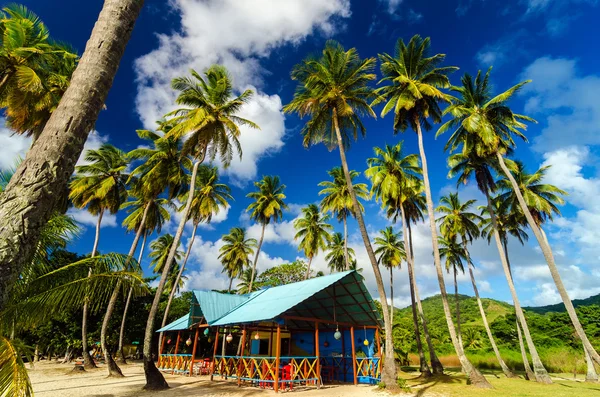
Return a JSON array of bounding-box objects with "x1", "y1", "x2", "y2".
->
[
  {"x1": 150, "y1": 234, "x2": 183, "y2": 275},
  {"x1": 294, "y1": 204, "x2": 332, "y2": 279},
  {"x1": 373, "y1": 35, "x2": 488, "y2": 386},
  {"x1": 436, "y1": 192, "x2": 516, "y2": 378},
  {"x1": 374, "y1": 227, "x2": 405, "y2": 322},
  {"x1": 283, "y1": 41, "x2": 399, "y2": 384},
  {"x1": 219, "y1": 227, "x2": 257, "y2": 292},
  {"x1": 236, "y1": 267, "x2": 256, "y2": 295},
  {"x1": 438, "y1": 235, "x2": 466, "y2": 349},
  {"x1": 142, "y1": 65, "x2": 258, "y2": 389},
  {"x1": 325, "y1": 232, "x2": 356, "y2": 273},
  {"x1": 318, "y1": 167, "x2": 368, "y2": 270},
  {"x1": 159, "y1": 165, "x2": 232, "y2": 336},
  {"x1": 246, "y1": 175, "x2": 287, "y2": 290},
  {"x1": 0, "y1": 0, "x2": 145, "y2": 316},
  {"x1": 68, "y1": 143, "x2": 129, "y2": 369},
  {"x1": 367, "y1": 142, "x2": 439, "y2": 375}
]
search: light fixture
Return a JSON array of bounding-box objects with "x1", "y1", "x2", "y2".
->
[
  {"x1": 363, "y1": 339, "x2": 369, "y2": 346},
  {"x1": 254, "y1": 332, "x2": 260, "y2": 340},
  {"x1": 334, "y1": 326, "x2": 341, "y2": 340},
  {"x1": 167, "y1": 338, "x2": 171, "y2": 345},
  {"x1": 226, "y1": 333, "x2": 233, "y2": 343},
  {"x1": 204, "y1": 328, "x2": 210, "y2": 336},
  {"x1": 186, "y1": 337, "x2": 192, "y2": 346}
]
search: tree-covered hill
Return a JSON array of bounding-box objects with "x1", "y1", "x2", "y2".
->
[{"x1": 525, "y1": 293, "x2": 600, "y2": 314}]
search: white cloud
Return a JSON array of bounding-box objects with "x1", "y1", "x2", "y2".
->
[
  {"x1": 134, "y1": 0, "x2": 350, "y2": 185},
  {"x1": 76, "y1": 131, "x2": 110, "y2": 166},
  {"x1": 379, "y1": 0, "x2": 403, "y2": 14},
  {"x1": 0, "y1": 118, "x2": 30, "y2": 170},
  {"x1": 67, "y1": 207, "x2": 117, "y2": 228},
  {"x1": 475, "y1": 31, "x2": 527, "y2": 67}
]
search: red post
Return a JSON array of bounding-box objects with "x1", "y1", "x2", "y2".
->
[
  {"x1": 274, "y1": 324, "x2": 281, "y2": 392},
  {"x1": 189, "y1": 327, "x2": 199, "y2": 376},
  {"x1": 341, "y1": 328, "x2": 346, "y2": 382},
  {"x1": 351, "y1": 327, "x2": 357, "y2": 385},
  {"x1": 237, "y1": 328, "x2": 246, "y2": 386},
  {"x1": 210, "y1": 327, "x2": 220, "y2": 381},
  {"x1": 375, "y1": 328, "x2": 381, "y2": 357},
  {"x1": 315, "y1": 322, "x2": 320, "y2": 387},
  {"x1": 172, "y1": 331, "x2": 181, "y2": 374}
]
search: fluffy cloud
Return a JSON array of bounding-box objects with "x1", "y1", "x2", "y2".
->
[
  {"x1": 475, "y1": 31, "x2": 528, "y2": 67},
  {"x1": 67, "y1": 207, "x2": 117, "y2": 228},
  {"x1": 0, "y1": 118, "x2": 30, "y2": 170},
  {"x1": 134, "y1": 0, "x2": 350, "y2": 185}
]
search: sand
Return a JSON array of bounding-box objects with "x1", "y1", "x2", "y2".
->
[{"x1": 28, "y1": 361, "x2": 389, "y2": 397}]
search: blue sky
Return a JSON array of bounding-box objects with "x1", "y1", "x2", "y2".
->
[{"x1": 4, "y1": 0, "x2": 600, "y2": 308}]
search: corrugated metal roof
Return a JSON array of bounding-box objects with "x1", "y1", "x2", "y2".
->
[
  {"x1": 156, "y1": 313, "x2": 190, "y2": 332},
  {"x1": 191, "y1": 291, "x2": 248, "y2": 324}
]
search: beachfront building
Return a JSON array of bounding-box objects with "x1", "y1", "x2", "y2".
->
[{"x1": 156, "y1": 270, "x2": 383, "y2": 390}]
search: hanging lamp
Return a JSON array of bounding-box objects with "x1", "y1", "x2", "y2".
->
[
  {"x1": 363, "y1": 326, "x2": 369, "y2": 346},
  {"x1": 226, "y1": 333, "x2": 233, "y2": 343},
  {"x1": 333, "y1": 285, "x2": 342, "y2": 340}
]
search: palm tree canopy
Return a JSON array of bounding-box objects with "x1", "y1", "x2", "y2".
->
[
  {"x1": 438, "y1": 235, "x2": 466, "y2": 274},
  {"x1": 165, "y1": 65, "x2": 259, "y2": 162},
  {"x1": 246, "y1": 175, "x2": 287, "y2": 225},
  {"x1": 373, "y1": 35, "x2": 457, "y2": 133},
  {"x1": 219, "y1": 227, "x2": 257, "y2": 279},
  {"x1": 479, "y1": 195, "x2": 529, "y2": 246},
  {"x1": 283, "y1": 40, "x2": 377, "y2": 150},
  {"x1": 496, "y1": 161, "x2": 567, "y2": 227},
  {"x1": 179, "y1": 165, "x2": 232, "y2": 225},
  {"x1": 325, "y1": 232, "x2": 356, "y2": 273},
  {"x1": 69, "y1": 144, "x2": 129, "y2": 215},
  {"x1": 149, "y1": 234, "x2": 183, "y2": 275},
  {"x1": 384, "y1": 181, "x2": 426, "y2": 225},
  {"x1": 374, "y1": 226, "x2": 406, "y2": 269},
  {"x1": 294, "y1": 204, "x2": 333, "y2": 259},
  {"x1": 436, "y1": 192, "x2": 482, "y2": 243},
  {"x1": 121, "y1": 195, "x2": 174, "y2": 236},
  {"x1": 319, "y1": 167, "x2": 368, "y2": 221}
]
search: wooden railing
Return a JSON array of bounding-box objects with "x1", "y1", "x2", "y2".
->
[
  {"x1": 157, "y1": 353, "x2": 192, "y2": 373},
  {"x1": 355, "y1": 357, "x2": 381, "y2": 382},
  {"x1": 213, "y1": 355, "x2": 320, "y2": 386}
]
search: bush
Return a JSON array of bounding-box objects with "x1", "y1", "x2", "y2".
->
[{"x1": 396, "y1": 378, "x2": 411, "y2": 392}]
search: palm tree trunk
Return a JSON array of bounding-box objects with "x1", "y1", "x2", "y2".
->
[
  {"x1": 496, "y1": 153, "x2": 600, "y2": 366},
  {"x1": 249, "y1": 223, "x2": 265, "y2": 292},
  {"x1": 82, "y1": 209, "x2": 104, "y2": 369},
  {"x1": 228, "y1": 277, "x2": 233, "y2": 293},
  {"x1": 414, "y1": 123, "x2": 489, "y2": 387},
  {"x1": 101, "y1": 280, "x2": 124, "y2": 377},
  {"x1": 454, "y1": 267, "x2": 463, "y2": 350},
  {"x1": 389, "y1": 266, "x2": 394, "y2": 323},
  {"x1": 343, "y1": 212, "x2": 349, "y2": 270},
  {"x1": 332, "y1": 110, "x2": 396, "y2": 385},
  {"x1": 464, "y1": 241, "x2": 516, "y2": 378},
  {"x1": 407, "y1": 219, "x2": 439, "y2": 375},
  {"x1": 304, "y1": 256, "x2": 313, "y2": 280},
  {"x1": 516, "y1": 319, "x2": 535, "y2": 380},
  {"x1": 585, "y1": 347, "x2": 598, "y2": 382},
  {"x1": 118, "y1": 232, "x2": 147, "y2": 364},
  {"x1": 0, "y1": 0, "x2": 145, "y2": 313},
  {"x1": 483, "y1": 188, "x2": 552, "y2": 383},
  {"x1": 143, "y1": 157, "x2": 203, "y2": 390}
]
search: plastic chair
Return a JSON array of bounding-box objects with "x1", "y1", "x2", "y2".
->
[{"x1": 281, "y1": 364, "x2": 293, "y2": 390}]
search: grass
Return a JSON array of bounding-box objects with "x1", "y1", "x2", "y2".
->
[{"x1": 402, "y1": 368, "x2": 600, "y2": 397}]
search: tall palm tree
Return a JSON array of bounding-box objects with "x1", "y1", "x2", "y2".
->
[
  {"x1": 149, "y1": 234, "x2": 183, "y2": 275},
  {"x1": 283, "y1": 41, "x2": 400, "y2": 384},
  {"x1": 438, "y1": 235, "x2": 466, "y2": 348},
  {"x1": 236, "y1": 267, "x2": 256, "y2": 295},
  {"x1": 219, "y1": 227, "x2": 257, "y2": 292},
  {"x1": 374, "y1": 227, "x2": 405, "y2": 322},
  {"x1": 0, "y1": 0, "x2": 145, "y2": 316},
  {"x1": 142, "y1": 65, "x2": 258, "y2": 389},
  {"x1": 436, "y1": 193, "x2": 516, "y2": 378},
  {"x1": 325, "y1": 232, "x2": 356, "y2": 273},
  {"x1": 318, "y1": 167, "x2": 368, "y2": 270},
  {"x1": 159, "y1": 165, "x2": 232, "y2": 335},
  {"x1": 294, "y1": 204, "x2": 333, "y2": 279},
  {"x1": 372, "y1": 35, "x2": 488, "y2": 386},
  {"x1": 69, "y1": 143, "x2": 129, "y2": 369},
  {"x1": 246, "y1": 175, "x2": 287, "y2": 290},
  {"x1": 367, "y1": 142, "x2": 439, "y2": 375}
]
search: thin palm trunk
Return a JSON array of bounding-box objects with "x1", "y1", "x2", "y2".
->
[
  {"x1": 118, "y1": 232, "x2": 147, "y2": 364},
  {"x1": 516, "y1": 319, "x2": 535, "y2": 380},
  {"x1": 389, "y1": 266, "x2": 394, "y2": 322},
  {"x1": 407, "y1": 220, "x2": 440, "y2": 375},
  {"x1": 464, "y1": 241, "x2": 516, "y2": 378},
  {"x1": 497, "y1": 153, "x2": 600, "y2": 366},
  {"x1": 82, "y1": 209, "x2": 104, "y2": 369},
  {"x1": 484, "y1": 188, "x2": 552, "y2": 383},
  {"x1": 332, "y1": 110, "x2": 396, "y2": 384},
  {"x1": 453, "y1": 267, "x2": 463, "y2": 350},
  {"x1": 415, "y1": 123, "x2": 489, "y2": 387},
  {"x1": 343, "y1": 212, "x2": 349, "y2": 270},
  {"x1": 143, "y1": 158, "x2": 202, "y2": 390},
  {"x1": 585, "y1": 347, "x2": 599, "y2": 382},
  {"x1": 0, "y1": 0, "x2": 145, "y2": 313},
  {"x1": 228, "y1": 277, "x2": 233, "y2": 293},
  {"x1": 304, "y1": 256, "x2": 313, "y2": 280},
  {"x1": 249, "y1": 224, "x2": 265, "y2": 292}
]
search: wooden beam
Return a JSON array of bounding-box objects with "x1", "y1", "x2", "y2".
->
[
  {"x1": 341, "y1": 327, "x2": 346, "y2": 382},
  {"x1": 172, "y1": 331, "x2": 181, "y2": 375},
  {"x1": 189, "y1": 327, "x2": 199, "y2": 377},
  {"x1": 237, "y1": 328, "x2": 246, "y2": 386},
  {"x1": 274, "y1": 324, "x2": 281, "y2": 392},
  {"x1": 315, "y1": 321, "x2": 321, "y2": 387},
  {"x1": 158, "y1": 332, "x2": 166, "y2": 356},
  {"x1": 210, "y1": 327, "x2": 219, "y2": 381},
  {"x1": 375, "y1": 328, "x2": 381, "y2": 357},
  {"x1": 351, "y1": 327, "x2": 357, "y2": 386},
  {"x1": 281, "y1": 315, "x2": 378, "y2": 329}
]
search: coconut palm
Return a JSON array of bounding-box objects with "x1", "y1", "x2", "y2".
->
[
  {"x1": 0, "y1": 0, "x2": 144, "y2": 314},
  {"x1": 246, "y1": 175, "x2": 287, "y2": 290},
  {"x1": 283, "y1": 40, "x2": 400, "y2": 384},
  {"x1": 325, "y1": 232, "x2": 356, "y2": 273},
  {"x1": 374, "y1": 227, "x2": 405, "y2": 322},
  {"x1": 68, "y1": 143, "x2": 129, "y2": 369},
  {"x1": 373, "y1": 35, "x2": 486, "y2": 386},
  {"x1": 436, "y1": 192, "x2": 516, "y2": 378},
  {"x1": 294, "y1": 204, "x2": 333, "y2": 279},
  {"x1": 236, "y1": 267, "x2": 256, "y2": 295},
  {"x1": 318, "y1": 167, "x2": 368, "y2": 270},
  {"x1": 219, "y1": 227, "x2": 257, "y2": 292},
  {"x1": 438, "y1": 235, "x2": 466, "y2": 348},
  {"x1": 142, "y1": 65, "x2": 258, "y2": 389},
  {"x1": 149, "y1": 234, "x2": 183, "y2": 275}
]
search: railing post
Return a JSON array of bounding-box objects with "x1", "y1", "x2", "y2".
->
[
  {"x1": 375, "y1": 327, "x2": 381, "y2": 357},
  {"x1": 315, "y1": 321, "x2": 321, "y2": 387},
  {"x1": 237, "y1": 328, "x2": 246, "y2": 386},
  {"x1": 172, "y1": 331, "x2": 181, "y2": 374},
  {"x1": 350, "y1": 326, "x2": 357, "y2": 385},
  {"x1": 275, "y1": 324, "x2": 281, "y2": 392},
  {"x1": 210, "y1": 327, "x2": 219, "y2": 381},
  {"x1": 341, "y1": 328, "x2": 346, "y2": 382},
  {"x1": 189, "y1": 327, "x2": 199, "y2": 377}
]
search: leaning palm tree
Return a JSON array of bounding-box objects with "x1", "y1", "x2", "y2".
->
[
  {"x1": 283, "y1": 41, "x2": 399, "y2": 384},
  {"x1": 68, "y1": 143, "x2": 129, "y2": 369},
  {"x1": 372, "y1": 35, "x2": 489, "y2": 386},
  {"x1": 374, "y1": 227, "x2": 405, "y2": 322},
  {"x1": 293, "y1": 204, "x2": 333, "y2": 279},
  {"x1": 436, "y1": 192, "x2": 516, "y2": 378},
  {"x1": 236, "y1": 267, "x2": 256, "y2": 295},
  {"x1": 141, "y1": 65, "x2": 258, "y2": 389},
  {"x1": 149, "y1": 234, "x2": 183, "y2": 275},
  {"x1": 325, "y1": 232, "x2": 356, "y2": 273},
  {"x1": 438, "y1": 235, "x2": 466, "y2": 349},
  {"x1": 219, "y1": 227, "x2": 257, "y2": 292},
  {"x1": 246, "y1": 175, "x2": 287, "y2": 290},
  {"x1": 318, "y1": 167, "x2": 368, "y2": 270}
]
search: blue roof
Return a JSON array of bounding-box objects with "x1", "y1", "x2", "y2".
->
[
  {"x1": 156, "y1": 313, "x2": 190, "y2": 332},
  {"x1": 191, "y1": 291, "x2": 248, "y2": 324}
]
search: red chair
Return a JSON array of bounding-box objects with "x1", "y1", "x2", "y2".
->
[
  {"x1": 281, "y1": 364, "x2": 293, "y2": 390},
  {"x1": 259, "y1": 361, "x2": 273, "y2": 388}
]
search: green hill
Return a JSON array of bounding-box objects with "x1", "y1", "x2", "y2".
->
[{"x1": 525, "y1": 293, "x2": 600, "y2": 314}]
